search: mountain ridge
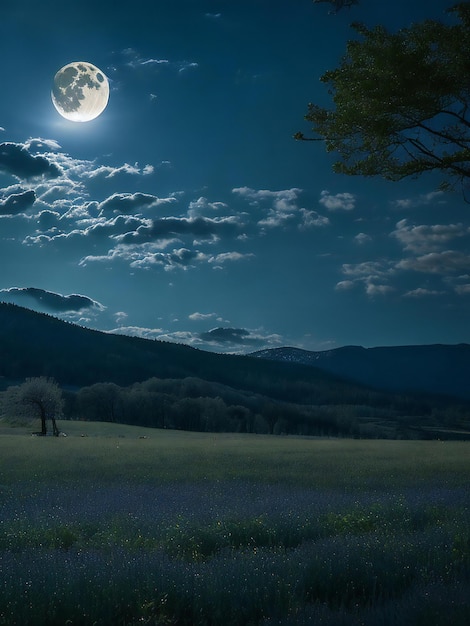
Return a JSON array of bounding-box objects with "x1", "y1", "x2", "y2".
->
[
  {"x1": 0, "y1": 303, "x2": 370, "y2": 405},
  {"x1": 250, "y1": 344, "x2": 470, "y2": 401}
]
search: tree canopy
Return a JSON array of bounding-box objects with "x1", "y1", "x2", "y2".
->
[
  {"x1": 297, "y1": 4, "x2": 470, "y2": 193},
  {"x1": 312, "y1": 0, "x2": 359, "y2": 14},
  {"x1": 2, "y1": 377, "x2": 63, "y2": 436}
]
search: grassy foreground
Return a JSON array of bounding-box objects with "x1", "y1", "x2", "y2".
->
[
  {"x1": 0, "y1": 420, "x2": 469, "y2": 488},
  {"x1": 1, "y1": 422, "x2": 469, "y2": 625}
]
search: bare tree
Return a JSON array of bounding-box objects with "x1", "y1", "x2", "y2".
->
[{"x1": 2, "y1": 377, "x2": 63, "y2": 436}]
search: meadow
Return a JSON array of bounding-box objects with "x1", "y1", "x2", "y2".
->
[{"x1": 0, "y1": 421, "x2": 469, "y2": 625}]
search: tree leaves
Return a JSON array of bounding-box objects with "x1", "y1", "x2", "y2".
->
[{"x1": 299, "y1": 4, "x2": 470, "y2": 191}]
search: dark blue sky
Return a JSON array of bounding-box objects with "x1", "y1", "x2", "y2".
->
[{"x1": 1, "y1": 0, "x2": 468, "y2": 353}]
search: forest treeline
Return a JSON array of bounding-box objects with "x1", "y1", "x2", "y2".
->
[{"x1": 61, "y1": 375, "x2": 468, "y2": 439}]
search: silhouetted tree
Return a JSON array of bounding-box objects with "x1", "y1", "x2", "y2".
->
[
  {"x1": 297, "y1": 4, "x2": 470, "y2": 194},
  {"x1": 2, "y1": 377, "x2": 63, "y2": 435},
  {"x1": 77, "y1": 382, "x2": 122, "y2": 422},
  {"x1": 313, "y1": 0, "x2": 359, "y2": 14}
]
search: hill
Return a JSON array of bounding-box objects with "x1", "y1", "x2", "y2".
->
[
  {"x1": 1, "y1": 303, "x2": 469, "y2": 439},
  {"x1": 250, "y1": 344, "x2": 470, "y2": 401},
  {"x1": 0, "y1": 302, "x2": 370, "y2": 405}
]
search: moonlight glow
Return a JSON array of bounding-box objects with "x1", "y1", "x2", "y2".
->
[{"x1": 51, "y1": 62, "x2": 109, "y2": 122}]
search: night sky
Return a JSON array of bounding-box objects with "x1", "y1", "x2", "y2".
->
[{"x1": 1, "y1": 0, "x2": 468, "y2": 354}]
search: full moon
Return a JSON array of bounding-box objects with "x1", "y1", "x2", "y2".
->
[{"x1": 51, "y1": 62, "x2": 109, "y2": 122}]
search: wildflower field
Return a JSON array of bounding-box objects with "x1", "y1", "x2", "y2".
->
[{"x1": 0, "y1": 422, "x2": 469, "y2": 625}]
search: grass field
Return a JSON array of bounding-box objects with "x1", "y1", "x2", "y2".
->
[{"x1": 1, "y1": 420, "x2": 469, "y2": 625}]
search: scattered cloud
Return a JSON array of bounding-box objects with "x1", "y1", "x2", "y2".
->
[
  {"x1": 83, "y1": 162, "x2": 154, "y2": 179},
  {"x1": 404, "y1": 288, "x2": 444, "y2": 298},
  {"x1": 98, "y1": 192, "x2": 173, "y2": 214},
  {"x1": 299, "y1": 209, "x2": 330, "y2": 229},
  {"x1": 208, "y1": 251, "x2": 255, "y2": 266},
  {"x1": 455, "y1": 284, "x2": 470, "y2": 295},
  {"x1": 81, "y1": 246, "x2": 208, "y2": 271},
  {"x1": 365, "y1": 283, "x2": 395, "y2": 296},
  {"x1": 338, "y1": 260, "x2": 395, "y2": 296},
  {"x1": 319, "y1": 190, "x2": 355, "y2": 211},
  {"x1": 354, "y1": 232, "x2": 371, "y2": 245},
  {"x1": 342, "y1": 261, "x2": 392, "y2": 280},
  {"x1": 105, "y1": 323, "x2": 283, "y2": 354},
  {"x1": 114, "y1": 311, "x2": 128, "y2": 324},
  {"x1": 392, "y1": 190, "x2": 446, "y2": 210},
  {"x1": 0, "y1": 190, "x2": 36, "y2": 215},
  {"x1": 115, "y1": 215, "x2": 244, "y2": 245},
  {"x1": 24, "y1": 138, "x2": 62, "y2": 153},
  {"x1": 198, "y1": 327, "x2": 283, "y2": 351},
  {"x1": 335, "y1": 280, "x2": 355, "y2": 291},
  {"x1": 188, "y1": 196, "x2": 228, "y2": 217},
  {"x1": 396, "y1": 251, "x2": 470, "y2": 275},
  {"x1": 0, "y1": 287, "x2": 105, "y2": 312},
  {"x1": 107, "y1": 326, "x2": 164, "y2": 340},
  {"x1": 0, "y1": 142, "x2": 61, "y2": 179},
  {"x1": 189, "y1": 312, "x2": 218, "y2": 321},
  {"x1": 120, "y1": 48, "x2": 199, "y2": 74},
  {"x1": 232, "y1": 186, "x2": 328, "y2": 230},
  {"x1": 391, "y1": 219, "x2": 468, "y2": 253},
  {"x1": 200, "y1": 327, "x2": 251, "y2": 344}
]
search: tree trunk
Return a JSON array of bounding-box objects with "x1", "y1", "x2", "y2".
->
[
  {"x1": 51, "y1": 417, "x2": 60, "y2": 437},
  {"x1": 40, "y1": 407, "x2": 47, "y2": 435}
]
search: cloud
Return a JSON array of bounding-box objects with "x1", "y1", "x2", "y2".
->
[
  {"x1": 200, "y1": 327, "x2": 251, "y2": 344},
  {"x1": 114, "y1": 311, "x2": 128, "y2": 324},
  {"x1": 404, "y1": 288, "x2": 444, "y2": 298},
  {"x1": 24, "y1": 138, "x2": 62, "y2": 153},
  {"x1": 208, "y1": 251, "x2": 255, "y2": 265},
  {"x1": 106, "y1": 322, "x2": 283, "y2": 354},
  {"x1": 0, "y1": 190, "x2": 36, "y2": 215},
  {"x1": 342, "y1": 261, "x2": 392, "y2": 279},
  {"x1": 319, "y1": 190, "x2": 355, "y2": 211},
  {"x1": 0, "y1": 287, "x2": 105, "y2": 312},
  {"x1": 115, "y1": 215, "x2": 243, "y2": 244},
  {"x1": 23, "y1": 214, "x2": 152, "y2": 247},
  {"x1": 455, "y1": 284, "x2": 470, "y2": 295},
  {"x1": 37, "y1": 209, "x2": 60, "y2": 229},
  {"x1": 339, "y1": 261, "x2": 395, "y2": 296},
  {"x1": 0, "y1": 142, "x2": 61, "y2": 179},
  {"x1": 81, "y1": 245, "x2": 207, "y2": 271},
  {"x1": 354, "y1": 232, "x2": 371, "y2": 245},
  {"x1": 392, "y1": 190, "x2": 446, "y2": 210},
  {"x1": 121, "y1": 48, "x2": 199, "y2": 74},
  {"x1": 396, "y1": 251, "x2": 470, "y2": 275},
  {"x1": 391, "y1": 219, "x2": 468, "y2": 253},
  {"x1": 299, "y1": 209, "x2": 330, "y2": 229},
  {"x1": 335, "y1": 280, "x2": 355, "y2": 291},
  {"x1": 83, "y1": 162, "x2": 154, "y2": 179},
  {"x1": 107, "y1": 326, "x2": 164, "y2": 340},
  {"x1": 233, "y1": 186, "x2": 308, "y2": 228},
  {"x1": 189, "y1": 312, "x2": 218, "y2": 321},
  {"x1": 98, "y1": 192, "x2": 173, "y2": 214},
  {"x1": 364, "y1": 283, "x2": 395, "y2": 296},
  {"x1": 198, "y1": 327, "x2": 284, "y2": 351},
  {"x1": 188, "y1": 196, "x2": 228, "y2": 217}
]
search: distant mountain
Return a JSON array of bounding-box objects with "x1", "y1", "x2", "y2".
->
[{"x1": 250, "y1": 344, "x2": 470, "y2": 401}]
